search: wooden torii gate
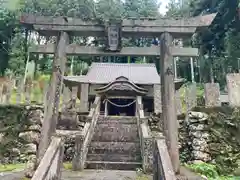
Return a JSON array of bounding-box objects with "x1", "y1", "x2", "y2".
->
[{"x1": 20, "y1": 13, "x2": 216, "y2": 173}]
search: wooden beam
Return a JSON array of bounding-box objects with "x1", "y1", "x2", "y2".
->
[
  {"x1": 29, "y1": 44, "x2": 199, "y2": 57},
  {"x1": 160, "y1": 32, "x2": 180, "y2": 173},
  {"x1": 20, "y1": 13, "x2": 216, "y2": 38}
]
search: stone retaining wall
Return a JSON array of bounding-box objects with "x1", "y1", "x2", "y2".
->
[
  {"x1": 149, "y1": 107, "x2": 240, "y2": 174},
  {"x1": 0, "y1": 105, "x2": 86, "y2": 165}
]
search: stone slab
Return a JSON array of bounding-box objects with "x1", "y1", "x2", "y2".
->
[
  {"x1": 61, "y1": 170, "x2": 151, "y2": 180},
  {"x1": 80, "y1": 83, "x2": 89, "y2": 112},
  {"x1": 226, "y1": 74, "x2": 240, "y2": 107},
  {"x1": 97, "y1": 116, "x2": 137, "y2": 124},
  {"x1": 154, "y1": 84, "x2": 162, "y2": 114},
  {"x1": 204, "y1": 83, "x2": 221, "y2": 107},
  {"x1": 87, "y1": 153, "x2": 141, "y2": 162},
  {"x1": 88, "y1": 142, "x2": 141, "y2": 154},
  {"x1": 175, "y1": 90, "x2": 183, "y2": 115},
  {"x1": 92, "y1": 123, "x2": 138, "y2": 142},
  {"x1": 85, "y1": 161, "x2": 142, "y2": 171}
]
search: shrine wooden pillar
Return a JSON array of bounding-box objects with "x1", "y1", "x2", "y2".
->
[
  {"x1": 37, "y1": 31, "x2": 69, "y2": 163},
  {"x1": 104, "y1": 100, "x2": 108, "y2": 117},
  {"x1": 160, "y1": 32, "x2": 180, "y2": 173}
]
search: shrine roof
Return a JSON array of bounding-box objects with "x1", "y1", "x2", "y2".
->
[{"x1": 64, "y1": 63, "x2": 184, "y2": 85}]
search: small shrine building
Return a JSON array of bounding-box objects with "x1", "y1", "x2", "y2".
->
[{"x1": 63, "y1": 63, "x2": 184, "y2": 116}]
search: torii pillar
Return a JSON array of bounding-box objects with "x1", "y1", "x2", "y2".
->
[
  {"x1": 37, "y1": 31, "x2": 69, "y2": 163},
  {"x1": 160, "y1": 32, "x2": 180, "y2": 173}
]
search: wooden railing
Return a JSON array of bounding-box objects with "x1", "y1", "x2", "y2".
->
[
  {"x1": 32, "y1": 136, "x2": 64, "y2": 180},
  {"x1": 72, "y1": 95, "x2": 101, "y2": 170},
  {"x1": 153, "y1": 137, "x2": 176, "y2": 180}
]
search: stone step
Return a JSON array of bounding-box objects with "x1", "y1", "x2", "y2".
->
[
  {"x1": 88, "y1": 142, "x2": 141, "y2": 154},
  {"x1": 87, "y1": 153, "x2": 142, "y2": 162},
  {"x1": 92, "y1": 123, "x2": 139, "y2": 142},
  {"x1": 97, "y1": 116, "x2": 137, "y2": 124},
  {"x1": 61, "y1": 169, "x2": 151, "y2": 180},
  {"x1": 85, "y1": 161, "x2": 142, "y2": 171}
]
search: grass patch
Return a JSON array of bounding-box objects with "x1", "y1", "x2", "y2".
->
[
  {"x1": 135, "y1": 168, "x2": 151, "y2": 180},
  {"x1": 185, "y1": 163, "x2": 240, "y2": 180},
  {"x1": 136, "y1": 174, "x2": 151, "y2": 180},
  {"x1": 63, "y1": 162, "x2": 72, "y2": 170},
  {"x1": 0, "y1": 163, "x2": 26, "y2": 172}
]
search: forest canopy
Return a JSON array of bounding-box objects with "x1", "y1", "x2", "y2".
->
[{"x1": 0, "y1": 0, "x2": 239, "y2": 87}]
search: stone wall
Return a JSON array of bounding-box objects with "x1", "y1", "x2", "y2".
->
[
  {"x1": 179, "y1": 112, "x2": 210, "y2": 163},
  {"x1": 0, "y1": 105, "x2": 86, "y2": 166},
  {"x1": 190, "y1": 107, "x2": 240, "y2": 174},
  {"x1": 0, "y1": 105, "x2": 43, "y2": 165},
  {"x1": 149, "y1": 107, "x2": 240, "y2": 175}
]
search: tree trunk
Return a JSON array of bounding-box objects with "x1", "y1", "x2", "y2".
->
[
  {"x1": 34, "y1": 33, "x2": 41, "y2": 79},
  {"x1": 210, "y1": 59, "x2": 214, "y2": 83}
]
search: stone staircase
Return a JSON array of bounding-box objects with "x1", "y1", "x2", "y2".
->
[{"x1": 85, "y1": 116, "x2": 142, "y2": 170}]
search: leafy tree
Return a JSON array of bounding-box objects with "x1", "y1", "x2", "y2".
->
[
  {"x1": 0, "y1": 6, "x2": 19, "y2": 75},
  {"x1": 165, "y1": 0, "x2": 239, "y2": 85}
]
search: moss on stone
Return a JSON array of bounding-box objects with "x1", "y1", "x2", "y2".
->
[
  {"x1": 0, "y1": 105, "x2": 30, "y2": 163},
  {"x1": 0, "y1": 105, "x2": 43, "y2": 164},
  {"x1": 63, "y1": 162, "x2": 72, "y2": 170}
]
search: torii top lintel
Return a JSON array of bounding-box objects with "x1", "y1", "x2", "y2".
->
[{"x1": 20, "y1": 13, "x2": 216, "y2": 38}]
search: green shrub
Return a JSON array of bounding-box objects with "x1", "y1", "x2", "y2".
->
[
  {"x1": 185, "y1": 163, "x2": 240, "y2": 180},
  {"x1": 186, "y1": 163, "x2": 218, "y2": 178}
]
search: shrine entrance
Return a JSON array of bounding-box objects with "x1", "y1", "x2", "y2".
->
[
  {"x1": 106, "y1": 98, "x2": 136, "y2": 116},
  {"x1": 95, "y1": 76, "x2": 147, "y2": 116}
]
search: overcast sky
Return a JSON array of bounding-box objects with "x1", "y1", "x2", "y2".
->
[{"x1": 159, "y1": 0, "x2": 170, "y2": 15}]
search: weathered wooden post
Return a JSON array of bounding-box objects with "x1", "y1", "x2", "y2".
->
[
  {"x1": 160, "y1": 32, "x2": 180, "y2": 173},
  {"x1": 37, "y1": 31, "x2": 69, "y2": 163}
]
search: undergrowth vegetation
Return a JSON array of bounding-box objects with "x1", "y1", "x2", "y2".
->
[{"x1": 186, "y1": 163, "x2": 240, "y2": 180}]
